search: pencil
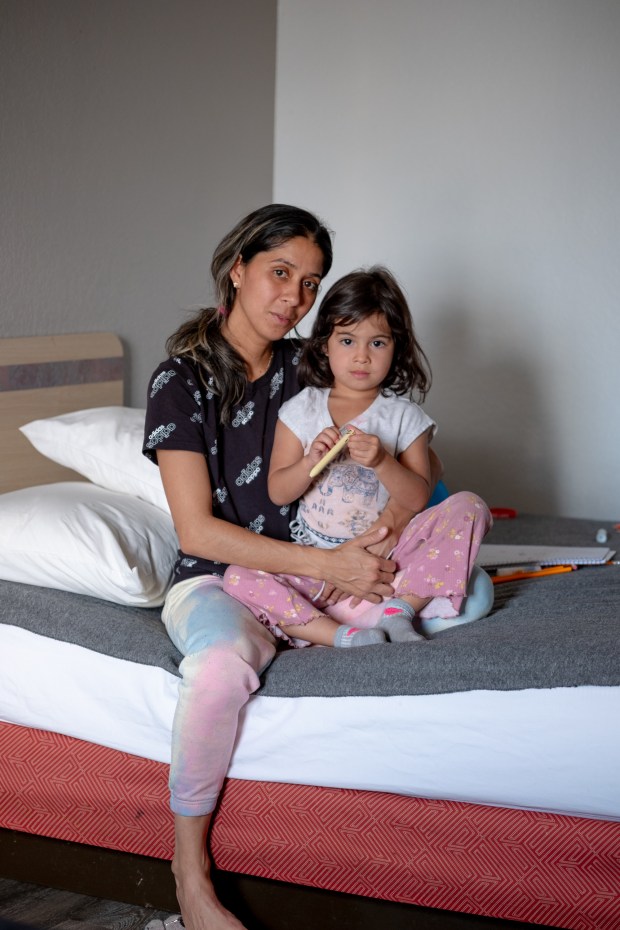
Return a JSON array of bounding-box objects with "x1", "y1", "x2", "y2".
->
[
  {"x1": 492, "y1": 565, "x2": 575, "y2": 585},
  {"x1": 309, "y1": 429, "x2": 354, "y2": 478}
]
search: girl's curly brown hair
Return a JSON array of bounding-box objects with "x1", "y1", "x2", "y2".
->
[{"x1": 298, "y1": 265, "x2": 431, "y2": 402}]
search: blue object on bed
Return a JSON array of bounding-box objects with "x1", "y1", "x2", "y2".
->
[{"x1": 427, "y1": 479, "x2": 449, "y2": 507}]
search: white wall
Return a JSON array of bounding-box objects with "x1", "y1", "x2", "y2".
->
[
  {"x1": 275, "y1": 0, "x2": 620, "y2": 520},
  {"x1": 0, "y1": 0, "x2": 277, "y2": 405}
]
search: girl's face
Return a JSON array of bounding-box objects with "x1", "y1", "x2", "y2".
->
[
  {"x1": 325, "y1": 312, "x2": 395, "y2": 393},
  {"x1": 229, "y1": 236, "x2": 324, "y2": 342}
]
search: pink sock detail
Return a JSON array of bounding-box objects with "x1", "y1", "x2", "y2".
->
[
  {"x1": 345, "y1": 627, "x2": 360, "y2": 637},
  {"x1": 383, "y1": 607, "x2": 404, "y2": 616}
]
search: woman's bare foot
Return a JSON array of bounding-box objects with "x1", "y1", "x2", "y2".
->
[
  {"x1": 173, "y1": 867, "x2": 247, "y2": 930},
  {"x1": 172, "y1": 813, "x2": 247, "y2": 929}
]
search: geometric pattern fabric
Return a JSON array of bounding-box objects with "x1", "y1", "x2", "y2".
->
[
  {"x1": 213, "y1": 782, "x2": 620, "y2": 929},
  {"x1": 2, "y1": 722, "x2": 619, "y2": 929}
]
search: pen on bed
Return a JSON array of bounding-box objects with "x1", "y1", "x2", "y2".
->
[
  {"x1": 491, "y1": 565, "x2": 575, "y2": 584},
  {"x1": 309, "y1": 428, "x2": 355, "y2": 478}
]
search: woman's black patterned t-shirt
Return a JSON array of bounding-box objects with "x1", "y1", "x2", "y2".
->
[{"x1": 143, "y1": 339, "x2": 302, "y2": 585}]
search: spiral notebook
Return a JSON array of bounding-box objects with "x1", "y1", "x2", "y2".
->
[{"x1": 477, "y1": 544, "x2": 616, "y2": 568}]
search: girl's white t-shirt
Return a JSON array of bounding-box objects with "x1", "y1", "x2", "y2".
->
[{"x1": 278, "y1": 386, "x2": 436, "y2": 547}]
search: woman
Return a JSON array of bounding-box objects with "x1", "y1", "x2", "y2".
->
[{"x1": 143, "y1": 204, "x2": 416, "y2": 930}]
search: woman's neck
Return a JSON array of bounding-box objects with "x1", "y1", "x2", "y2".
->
[
  {"x1": 221, "y1": 319, "x2": 274, "y2": 382},
  {"x1": 327, "y1": 385, "x2": 380, "y2": 427}
]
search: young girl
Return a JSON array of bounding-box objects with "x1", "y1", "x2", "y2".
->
[{"x1": 224, "y1": 266, "x2": 493, "y2": 648}]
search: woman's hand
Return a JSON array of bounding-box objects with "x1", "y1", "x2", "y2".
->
[
  {"x1": 318, "y1": 583, "x2": 349, "y2": 606},
  {"x1": 321, "y1": 525, "x2": 397, "y2": 603},
  {"x1": 344, "y1": 498, "x2": 415, "y2": 606}
]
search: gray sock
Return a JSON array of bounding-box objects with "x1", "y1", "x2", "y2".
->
[
  {"x1": 334, "y1": 625, "x2": 387, "y2": 648},
  {"x1": 378, "y1": 598, "x2": 425, "y2": 643}
]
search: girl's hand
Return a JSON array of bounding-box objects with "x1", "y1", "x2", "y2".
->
[
  {"x1": 346, "y1": 426, "x2": 386, "y2": 470},
  {"x1": 307, "y1": 425, "x2": 343, "y2": 468}
]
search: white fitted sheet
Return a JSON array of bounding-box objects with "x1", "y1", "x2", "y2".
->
[{"x1": 2, "y1": 623, "x2": 619, "y2": 822}]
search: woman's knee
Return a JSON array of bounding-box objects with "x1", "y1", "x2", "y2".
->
[
  {"x1": 164, "y1": 578, "x2": 276, "y2": 669},
  {"x1": 179, "y1": 639, "x2": 273, "y2": 704}
]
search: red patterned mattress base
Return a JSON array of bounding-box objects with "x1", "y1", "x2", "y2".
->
[{"x1": 1, "y1": 722, "x2": 619, "y2": 929}]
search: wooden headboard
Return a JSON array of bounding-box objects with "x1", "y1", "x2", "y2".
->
[{"x1": 0, "y1": 332, "x2": 124, "y2": 494}]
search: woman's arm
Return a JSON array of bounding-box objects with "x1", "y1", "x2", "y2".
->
[{"x1": 158, "y1": 449, "x2": 396, "y2": 602}]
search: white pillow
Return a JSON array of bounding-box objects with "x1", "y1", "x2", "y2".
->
[
  {"x1": 0, "y1": 482, "x2": 177, "y2": 607},
  {"x1": 20, "y1": 406, "x2": 170, "y2": 513}
]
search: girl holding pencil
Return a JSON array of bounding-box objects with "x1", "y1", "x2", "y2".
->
[{"x1": 224, "y1": 266, "x2": 493, "y2": 647}]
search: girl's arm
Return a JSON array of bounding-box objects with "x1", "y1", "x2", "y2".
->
[
  {"x1": 354, "y1": 443, "x2": 445, "y2": 558},
  {"x1": 158, "y1": 448, "x2": 396, "y2": 602},
  {"x1": 374, "y1": 444, "x2": 443, "y2": 545},
  {"x1": 268, "y1": 419, "x2": 341, "y2": 506},
  {"x1": 336, "y1": 436, "x2": 438, "y2": 606},
  {"x1": 347, "y1": 427, "x2": 432, "y2": 513}
]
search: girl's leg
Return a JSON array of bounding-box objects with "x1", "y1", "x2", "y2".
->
[
  {"x1": 418, "y1": 564, "x2": 495, "y2": 636},
  {"x1": 224, "y1": 565, "x2": 325, "y2": 631},
  {"x1": 224, "y1": 565, "x2": 386, "y2": 648},
  {"x1": 324, "y1": 492, "x2": 493, "y2": 636},
  {"x1": 281, "y1": 613, "x2": 386, "y2": 647},
  {"x1": 391, "y1": 490, "x2": 492, "y2": 616}
]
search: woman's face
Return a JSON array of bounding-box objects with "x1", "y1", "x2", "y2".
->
[{"x1": 230, "y1": 236, "x2": 324, "y2": 342}]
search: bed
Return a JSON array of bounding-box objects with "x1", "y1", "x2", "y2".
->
[{"x1": 1, "y1": 333, "x2": 619, "y2": 930}]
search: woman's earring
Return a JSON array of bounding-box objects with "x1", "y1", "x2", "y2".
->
[{"x1": 233, "y1": 282, "x2": 240, "y2": 289}]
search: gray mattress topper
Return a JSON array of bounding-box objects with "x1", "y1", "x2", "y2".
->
[{"x1": 2, "y1": 513, "x2": 619, "y2": 696}]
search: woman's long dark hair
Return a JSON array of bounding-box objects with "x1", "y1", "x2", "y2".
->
[
  {"x1": 166, "y1": 204, "x2": 333, "y2": 424},
  {"x1": 298, "y1": 266, "x2": 432, "y2": 402}
]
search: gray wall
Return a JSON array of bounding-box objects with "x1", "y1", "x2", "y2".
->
[
  {"x1": 0, "y1": 0, "x2": 277, "y2": 405},
  {"x1": 3, "y1": 0, "x2": 618, "y2": 519},
  {"x1": 275, "y1": 0, "x2": 620, "y2": 520}
]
